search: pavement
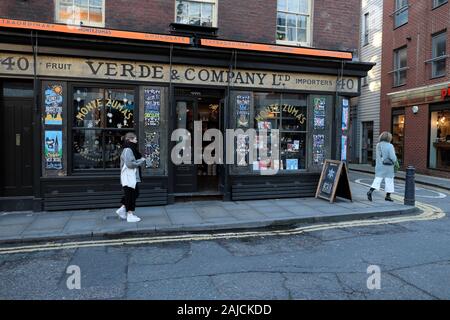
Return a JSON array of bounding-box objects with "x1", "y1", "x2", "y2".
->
[
  {"x1": 0, "y1": 181, "x2": 418, "y2": 245},
  {"x1": 349, "y1": 163, "x2": 450, "y2": 191}
]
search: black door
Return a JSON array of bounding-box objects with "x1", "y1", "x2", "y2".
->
[
  {"x1": 174, "y1": 99, "x2": 197, "y2": 193},
  {"x1": 1, "y1": 97, "x2": 34, "y2": 196}
]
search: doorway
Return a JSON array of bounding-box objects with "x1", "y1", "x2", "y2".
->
[
  {"x1": 173, "y1": 89, "x2": 224, "y2": 196},
  {"x1": 361, "y1": 121, "x2": 374, "y2": 164},
  {"x1": 1, "y1": 81, "x2": 34, "y2": 197}
]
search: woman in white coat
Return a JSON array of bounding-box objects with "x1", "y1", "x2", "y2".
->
[
  {"x1": 116, "y1": 132, "x2": 146, "y2": 222},
  {"x1": 367, "y1": 131, "x2": 398, "y2": 202}
]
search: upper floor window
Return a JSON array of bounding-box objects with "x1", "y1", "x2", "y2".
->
[
  {"x1": 433, "y1": 0, "x2": 448, "y2": 9},
  {"x1": 394, "y1": 0, "x2": 408, "y2": 28},
  {"x1": 393, "y1": 46, "x2": 408, "y2": 87},
  {"x1": 431, "y1": 31, "x2": 447, "y2": 78},
  {"x1": 363, "y1": 12, "x2": 369, "y2": 46},
  {"x1": 175, "y1": 0, "x2": 217, "y2": 27},
  {"x1": 276, "y1": 0, "x2": 312, "y2": 46},
  {"x1": 56, "y1": 0, "x2": 104, "y2": 27}
]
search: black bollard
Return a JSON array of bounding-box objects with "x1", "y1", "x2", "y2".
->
[{"x1": 404, "y1": 166, "x2": 415, "y2": 206}]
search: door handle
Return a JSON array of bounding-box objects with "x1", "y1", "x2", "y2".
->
[{"x1": 16, "y1": 134, "x2": 21, "y2": 146}]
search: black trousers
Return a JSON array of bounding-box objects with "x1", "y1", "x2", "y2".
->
[{"x1": 121, "y1": 184, "x2": 140, "y2": 212}]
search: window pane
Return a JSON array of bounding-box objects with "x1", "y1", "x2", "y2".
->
[
  {"x1": 392, "y1": 114, "x2": 405, "y2": 165},
  {"x1": 288, "y1": 0, "x2": 299, "y2": 13},
  {"x1": 104, "y1": 89, "x2": 135, "y2": 129},
  {"x1": 281, "y1": 132, "x2": 306, "y2": 170},
  {"x1": 277, "y1": 12, "x2": 286, "y2": 27},
  {"x1": 254, "y1": 92, "x2": 281, "y2": 131},
  {"x1": 433, "y1": 34, "x2": 447, "y2": 58},
  {"x1": 298, "y1": 0, "x2": 309, "y2": 13},
  {"x1": 286, "y1": 13, "x2": 296, "y2": 27},
  {"x1": 72, "y1": 129, "x2": 104, "y2": 169},
  {"x1": 287, "y1": 27, "x2": 296, "y2": 41},
  {"x1": 176, "y1": 0, "x2": 186, "y2": 16},
  {"x1": 281, "y1": 94, "x2": 307, "y2": 131},
  {"x1": 278, "y1": 0, "x2": 287, "y2": 11},
  {"x1": 297, "y1": 15, "x2": 307, "y2": 29},
  {"x1": 89, "y1": 6, "x2": 103, "y2": 23},
  {"x1": 90, "y1": 0, "x2": 102, "y2": 7},
  {"x1": 74, "y1": 0, "x2": 88, "y2": 6},
  {"x1": 297, "y1": 28, "x2": 307, "y2": 43},
  {"x1": 73, "y1": 87, "x2": 103, "y2": 128},
  {"x1": 189, "y1": 2, "x2": 201, "y2": 17},
  {"x1": 399, "y1": 49, "x2": 407, "y2": 68},
  {"x1": 104, "y1": 130, "x2": 127, "y2": 168},
  {"x1": 395, "y1": 9, "x2": 408, "y2": 27},
  {"x1": 59, "y1": 4, "x2": 73, "y2": 21},
  {"x1": 277, "y1": 28, "x2": 287, "y2": 41},
  {"x1": 430, "y1": 110, "x2": 450, "y2": 169},
  {"x1": 433, "y1": 59, "x2": 446, "y2": 77}
]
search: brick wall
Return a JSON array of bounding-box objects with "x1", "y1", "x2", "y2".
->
[
  {"x1": 0, "y1": 0, "x2": 360, "y2": 52},
  {"x1": 313, "y1": 0, "x2": 361, "y2": 52},
  {"x1": 380, "y1": 0, "x2": 450, "y2": 176}
]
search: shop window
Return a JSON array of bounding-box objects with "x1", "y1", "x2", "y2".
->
[
  {"x1": 392, "y1": 113, "x2": 405, "y2": 166},
  {"x1": 430, "y1": 109, "x2": 450, "y2": 170},
  {"x1": 72, "y1": 87, "x2": 135, "y2": 170},
  {"x1": 394, "y1": 0, "x2": 408, "y2": 29},
  {"x1": 430, "y1": 32, "x2": 447, "y2": 78},
  {"x1": 276, "y1": 0, "x2": 312, "y2": 46},
  {"x1": 393, "y1": 47, "x2": 408, "y2": 87},
  {"x1": 175, "y1": 0, "x2": 217, "y2": 27},
  {"x1": 56, "y1": 0, "x2": 104, "y2": 27},
  {"x1": 253, "y1": 93, "x2": 308, "y2": 171}
]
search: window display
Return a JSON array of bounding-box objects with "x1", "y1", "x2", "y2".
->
[
  {"x1": 392, "y1": 113, "x2": 405, "y2": 166},
  {"x1": 430, "y1": 109, "x2": 450, "y2": 170},
  {"x1": 72, "y1": 86, "x2": 135, "y2": 170},
  {"x1": 253, "y1": 92, "x2": 307, "y2": 171}
]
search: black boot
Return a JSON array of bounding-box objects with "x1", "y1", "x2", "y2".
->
[
  {"x1": 367, "y1": 188, "x2": 374, "y2": 202},
  {"x1": 385, "y1": 193, "x2": 393, "y2": 202}
]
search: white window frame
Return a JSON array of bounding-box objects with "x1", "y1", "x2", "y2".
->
[
  {"x1": 55, "y1": 0, "x2": 105, "y2": 28},
  {"x1": 391, "y1": 46, "x2": 408, "y2": 87},
  {"x1": 276, "y1": 0, "x2": 313, "y2": 47},
  {"x1": 174, "y1": 0, "x2": 218, "y2": 28},
  {"x1": 393, "y1": 0, "x2": 408, "y2": 29}
]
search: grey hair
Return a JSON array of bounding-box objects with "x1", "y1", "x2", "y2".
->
[{"x1": 379, "y1": 131, "x2": 392, "y2": 143}]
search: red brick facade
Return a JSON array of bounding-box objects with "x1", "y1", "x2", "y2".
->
[
  {"x1": 0, "y1": 0, "x2": 360, "y2": 51},
  {"x1": 380, "y1": 0, "x2": 450, "y2": 177}
]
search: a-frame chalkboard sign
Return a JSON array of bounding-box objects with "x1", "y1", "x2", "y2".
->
[{"x1": 315, "y1": 160, "x2": 352, "y2": 203}]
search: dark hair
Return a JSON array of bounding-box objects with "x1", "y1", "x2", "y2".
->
[{"x1": 123, "y1": 132, "x2": 137, "y2": 142}]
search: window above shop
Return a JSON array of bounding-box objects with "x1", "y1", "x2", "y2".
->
[
  {"x1": 276, "y1": 0, "x2": 312, "y2": 47},
  {"x1": 392, "y1": 46, "x2": 408, "y2": 87},
  {"x1": 363, "y1": 12, "x2": 369, "y2": 46},
  {"x1": 429, "y1": 31, "x2": 447, "y2": 79},
  {"x1": 393, "y1": 0, "x2": 408, "y2": 29},
  {"x1": 175, "y1": 0, "x2": 218, "y2": 28},
  {"x1": 433, "y1": 0, "x2": 448, "y2": 9},
  {"x1": 56, "y1": 0, "x2": 105, "y2": 27}
]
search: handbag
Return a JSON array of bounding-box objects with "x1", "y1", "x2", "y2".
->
[
  {"x1": 121, "y1": 164, "x2": 137, "y2": 189},
  {"x1": 379, "y1": 144, "x2": 394, "y2": 166}
]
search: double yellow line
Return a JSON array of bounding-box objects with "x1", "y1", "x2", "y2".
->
[{"x1": 0, "y1": 196, "x2": 444, "y2": 255}]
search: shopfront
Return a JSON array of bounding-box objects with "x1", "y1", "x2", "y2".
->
[
  {"x1": 429, "y1": 103, "x2": 450, "y2": 171},
  {"x1": 0, "y1": 22, "x2": 372, "y2": 211}
]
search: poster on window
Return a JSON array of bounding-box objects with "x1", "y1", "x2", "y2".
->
[
  {"x1": 341, "y1": 135, "x2": 348, "y2": 161},
  {"x1": 236, "y1": 94, "x2": 250, "y2": 128},
  {"x1": 313, "y1": 98, "x2": 326, "y2": 130},
  {"x1": 313, "y1": 134, "x2": 325, "y2": 165},
  {"x1": 341, "y1": 98, "x2": 349, "y2": 131},
  {"x1": 144, "y1": 88, "x2": 161, "y2": 127},
  {"x1": 44, "y1": 130, "x2": 63, "y2": 170},
  {"x1": 236, "y1": 134, "x2": 249, "y2": 166},
  {"x1": 144, "y1": 131, "x2": 160, "y2": 169},
  {"x1": 44, "y1": 84, "x2": 63, "y2": 125}
]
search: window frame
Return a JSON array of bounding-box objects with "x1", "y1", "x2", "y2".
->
[
  {"x1": 430, "y1": 31, "x2": 447, "y2": 79},
  {"x1": 174, "y1": 0, "x2": 218, "y2": 28},
  {"x1": 276, "y1": 0, "x2": 313, "y2": 47},
  {"x1": 363, "y1": 12, "x2": 370, "y2": 46},
  {"x1": 69, "y1": 83, "x2": 138, "y2": 174},
  {"x1": 392, "y1": 46, "x2": 408, "y2": 87},
  {"x1": 55, "y1": 0, "x2": 105, "y2": 28},
  {"x1": 432, "y1": 0, "x2": 448, "y2": 10},
  {"x1": 393, "y1": 0, "x2": 409, "y2": 29}
]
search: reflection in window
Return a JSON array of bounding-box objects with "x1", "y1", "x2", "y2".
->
[
  {"x1": 392, "y1": 114, "x2": 405, "y2": 166},
  {"x1": 57, "y1": 0, "x2": 104, "y2": 27},
  {"x1": 432, "y1": 32, "x2": 447, "y2": 78},
  {"x1": 176, "y1": 0, "x2": 215, "y2": 27},
  {"x1": 277, "y1": 0, "x2": 311, "y2": 44},
  {"x1": 72, "y1": 87, "x2": 135, "y2": 170}
]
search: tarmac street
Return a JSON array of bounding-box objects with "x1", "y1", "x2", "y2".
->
[{"x1": 0, "y1": 171, "x2": 450, "y2": 300}]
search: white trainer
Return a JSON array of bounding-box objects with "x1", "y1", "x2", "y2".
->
[
  {"x1": 127, "y1": 213, "x2": 141, "y2": 223},
  {"x1": 116, "y1": 206, "x2": 126, "y2": 220}
]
